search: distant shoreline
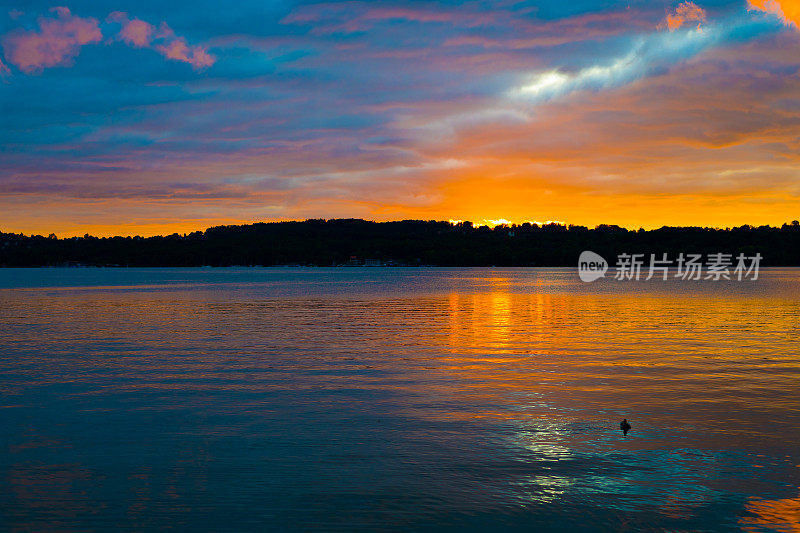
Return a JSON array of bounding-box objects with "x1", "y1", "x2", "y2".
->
[{"x1": 2, "y1": 218, "x2": 799, "y2": 267}]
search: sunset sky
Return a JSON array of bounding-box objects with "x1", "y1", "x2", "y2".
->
[{"x1": 2, "y1": 0, "x2": 800, "y2": 236}]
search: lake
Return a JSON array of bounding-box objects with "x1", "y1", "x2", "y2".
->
[{"x1": 1, "y1": 267, "x2": 798, "y2": 531}]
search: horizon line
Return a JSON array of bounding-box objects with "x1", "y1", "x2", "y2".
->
[{"x1": 4, "y1": 218, "x2": 800, "y2": 240}]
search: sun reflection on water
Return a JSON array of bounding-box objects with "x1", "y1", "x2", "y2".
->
[
  {"x1": 741, "y1": 492, "x2": 800, "y2": 532},
  {"x1": 1, "y1": 268, "x2": 800, "y2": 530}
]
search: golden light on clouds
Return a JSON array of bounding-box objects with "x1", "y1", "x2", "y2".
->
[
  {"x1": 749, "y1": 0, "x2": 800, "y2": 27},
  {"x1": 666, "y1": 1, "x2": 707, "y2": 31},
  {"x1": 2, "y1": 2, "x2": 800, "y2": 236}
]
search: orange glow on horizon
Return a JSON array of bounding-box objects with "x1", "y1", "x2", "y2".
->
[{"x1": 3, "y1": 189, "x2": 800, "y2": 239}]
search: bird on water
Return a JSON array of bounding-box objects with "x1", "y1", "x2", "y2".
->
[{"x1": 620, "y1": 419, "x2": 631, "y2": 435}]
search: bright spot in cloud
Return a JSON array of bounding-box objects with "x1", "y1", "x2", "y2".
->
[
  {"x1": 515, "y1": 70, "x2": 570, "y2": 98},
  {"x1": 508, "y1": 26, "x2": 714, "y2": 104}
]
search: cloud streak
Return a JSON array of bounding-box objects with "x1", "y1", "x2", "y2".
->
[
  {"x1": 1, "y1": 7, "x2": 102, "y2": 74},
  {"x1": 107, "y1": 12, "x2": 216, "y2": 70},
  {"x1": 0, "y1": 7, "x2": 215, "y2": 75},
  {"x1": 508, "y1": 25, "x2": 715, "y2": 104},
  {"x1": 152, "y1": 22, "x2": 215, "y2": 70},
  {"x1": 107, "y1": 11, "x2": 154, "y2": 48}
]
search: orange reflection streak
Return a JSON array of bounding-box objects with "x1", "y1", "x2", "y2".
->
[
  {"x1": 3, "y1": 278, "x2": 799, "y2": 400},
  {"x1": 741, "y1": 492, "x2": 800, "y2": 532},
  {"x1": 3, "y1": 271, "x2": 800, "y2": 437},
  {"x1": 3, "y1": 270, "x2": 800, "y2": 521}
]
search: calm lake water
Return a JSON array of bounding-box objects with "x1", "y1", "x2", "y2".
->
[{"x1": 1, "y1": 267, "x2": 799, "y2": 531}]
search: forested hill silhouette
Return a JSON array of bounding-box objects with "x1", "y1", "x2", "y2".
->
[{"x1": 1, "y1": 219, "x2": 799, "y2": 267}]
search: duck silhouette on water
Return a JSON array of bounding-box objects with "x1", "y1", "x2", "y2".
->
[{"x1": 620, "y1": 419, "x2": 631, "y2": 435}]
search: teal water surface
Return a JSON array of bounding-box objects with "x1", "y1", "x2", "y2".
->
[{"x1": 1, "y1": 268, "x2": 799, "y2": 531}]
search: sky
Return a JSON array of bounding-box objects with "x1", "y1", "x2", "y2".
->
[{"x1": 1, "y1": 0, "x2": 800, "y2": 236}]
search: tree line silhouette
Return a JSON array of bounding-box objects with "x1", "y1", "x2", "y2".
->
[{"x1": 1, "y1": 219, "x2": 799, "y2": 267}]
